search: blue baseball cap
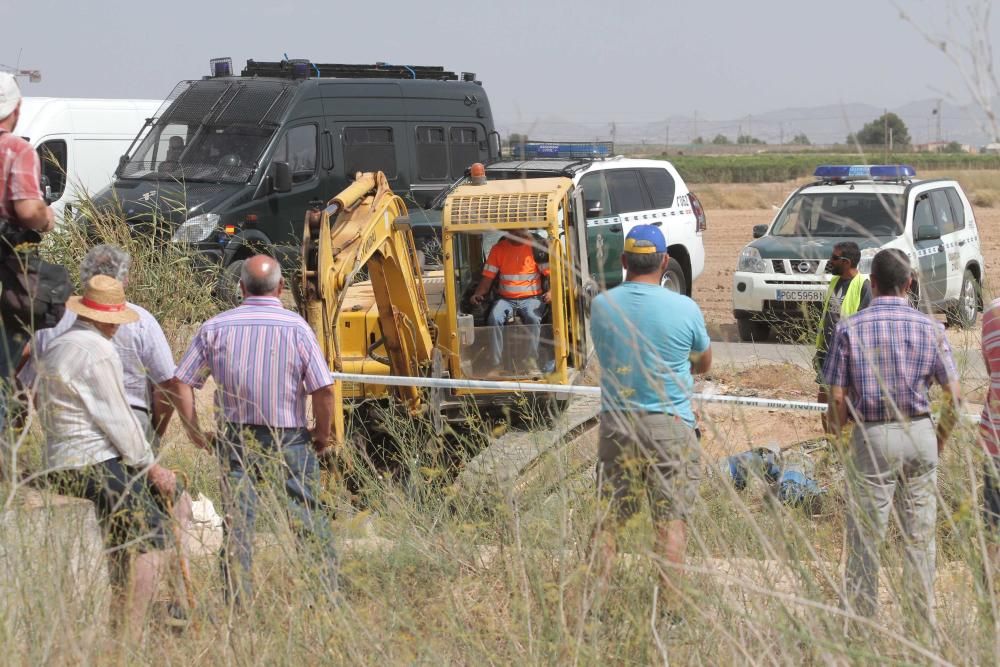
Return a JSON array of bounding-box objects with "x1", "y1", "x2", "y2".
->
[{"x1": 623, "y1": 224, "x2": 667, "y2": 254}]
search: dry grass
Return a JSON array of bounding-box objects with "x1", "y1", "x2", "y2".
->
[{"x1": 2, "y1": 204, "x2": 999, "y2": 664}]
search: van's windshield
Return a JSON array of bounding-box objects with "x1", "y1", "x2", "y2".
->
[
  {"x1": 771, "y1": 192, "x2": 905, "y2": 238},
  {"x1": 119, "y1": 123, "x2": 275, "y2": 183},
  {"x1": 118, "y1": 79, "x2": 292, "y2": 184}
]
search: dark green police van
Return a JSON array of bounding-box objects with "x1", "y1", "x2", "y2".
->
[{"x1": 87, "y1": 58, "x2": 499, "y2": 296}]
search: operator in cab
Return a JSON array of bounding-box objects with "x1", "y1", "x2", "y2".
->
[{"x1": 470, "y1": 228, "x2": 551, "y2": 372}]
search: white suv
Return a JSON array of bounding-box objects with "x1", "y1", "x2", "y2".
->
[
  {"x1": 419, "y1": 145, "x2": 707, "y2": 295},
  {"x1": 732, "y1": 164, "x2": 985, "y2": 341}
]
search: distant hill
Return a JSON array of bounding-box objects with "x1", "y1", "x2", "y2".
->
[{"x1": 499, "y1": 98, "x2": 1000, "y2": 148}]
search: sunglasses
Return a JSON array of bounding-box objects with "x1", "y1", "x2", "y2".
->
[{"x1": 829, "y1": 255, "x2": 845, "y2": 262}]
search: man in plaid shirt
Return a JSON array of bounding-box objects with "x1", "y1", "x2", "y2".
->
[{"x1": 824, "y1": 248, "x2": 961, "y2": 630}]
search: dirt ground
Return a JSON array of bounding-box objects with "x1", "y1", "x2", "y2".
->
[{"x1": 692, "y1": 205, "x2": 1000, "y2": 343}]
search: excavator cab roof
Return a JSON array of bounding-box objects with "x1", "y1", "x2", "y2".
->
[{"x1": 443, "y1": 176, "x2": 574, "y2": 232}]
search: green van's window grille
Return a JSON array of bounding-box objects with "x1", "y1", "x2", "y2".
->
[
  {"x1": 272, "y1": 125, "x2": 318, "y2": 183},
  {"x1": 416, "y1": 126, "x2": 448, "y2": 180},
  {"x1": 344, "y1": 127, "x2": 397, "y2": 179},
  {"x1": 449, "y1": 127, "x2": 479, "y2": 179}
]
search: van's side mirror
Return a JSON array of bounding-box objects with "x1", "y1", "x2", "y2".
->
[
  {"x1": 915, "y1": 224, "x2": 941, "y2": 242},
  {"x1": 586, "y1": 200, "x2": 602, "y2": 218},
  {"x1": 752, "y1": 224, "x2": 768, "y2": 238},
  {"x1": 271, "y1": 161, "x2": 292, "y2": 193}
]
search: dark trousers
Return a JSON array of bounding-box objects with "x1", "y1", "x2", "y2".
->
[{"x1": 218, "y1": 424, "x2": 338, "y2": 605}]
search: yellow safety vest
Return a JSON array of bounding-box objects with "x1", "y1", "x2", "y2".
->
[{"x1": 815, "y1": 273, "x2": 869, "y2": 350}]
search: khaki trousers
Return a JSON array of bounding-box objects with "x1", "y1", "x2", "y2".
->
[{"x1": 844, "y1": 417, "x2": 938, "y2": 625}]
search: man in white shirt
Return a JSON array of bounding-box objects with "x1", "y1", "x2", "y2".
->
[
  {"x1": 19, "y1": 244, "x2": 179, "y2": 443},
  {"x1": 36, "y1": 275, "x2": 178, "y2": 642}
]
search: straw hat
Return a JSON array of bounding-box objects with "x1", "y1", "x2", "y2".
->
[{"x1": 66, "y1": 275, "x2": 139, "y2": 324}]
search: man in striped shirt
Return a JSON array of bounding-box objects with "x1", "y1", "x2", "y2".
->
[
  {"x1": 980, "y1": 298, "x2": 1000, "y2": 574},
  {"x1": 824, "y1": 248, "x2": 961, "y2": 631},
  {"x1": 173, "y1": 255, "x2": 337, "y2": 605},
  {"x1": 470, "y1": 229, "x2": 551, "y2": 372}
]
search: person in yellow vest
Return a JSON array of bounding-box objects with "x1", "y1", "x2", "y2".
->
[{"x1": 815, "y1": 241, "x2": 871, "y2": 417}]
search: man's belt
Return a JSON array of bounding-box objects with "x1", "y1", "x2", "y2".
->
[{"x1": 859, "y1": 413, "x2": 931, "y2": 425}]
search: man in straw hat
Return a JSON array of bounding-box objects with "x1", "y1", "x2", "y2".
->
[{"x1": 35, "y1": 275, "x2": 180, "y2": 641}]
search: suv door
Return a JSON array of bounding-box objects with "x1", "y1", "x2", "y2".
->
[
  {"x1": 911, "y1": 190, "x2": 948, "y2": 305},
  {"x1": 931, "y1": 187, "x2": 964, "y2": 299},
  {"x1": 579, "y1": 171, "x2": 621, "y2": 288}
]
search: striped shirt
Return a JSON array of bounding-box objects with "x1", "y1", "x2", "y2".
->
[
  {"x1": 980, "y1": 298, "x2": 1000, "y2": 455},
  {"x1": 0, "y1": 129, "x2": 43, "y2": 220},
  {"x1": 175, "y1": 296, "x2": 333, "y2": 428},
  {"x1": 19, "y1": 304, "x2": 176, "y2": 410},
  {"x1": 823, "y1": 296, "x2": 957, "y2": 423},
  {"x1": 482, "y1": 239, "x2": 549, "y2": 299}
]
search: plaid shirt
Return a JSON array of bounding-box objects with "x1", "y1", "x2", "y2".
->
[
  {"x1": 823, "y1": 296, "x2": 957, "y2": 423},
  {"x1": 0, "y1": 130, "x2": 43, "y2": 220},
  {"x1": 175, "y1": 297, "x2": 333, "y2": 428},
  {"x1": 980, "y1": 298, "x2": 1000, "y2": 455}
]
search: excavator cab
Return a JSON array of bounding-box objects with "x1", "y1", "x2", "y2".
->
[
  {"x1": 299, "y1": 171, "x2": 593, "y2": 447},
  {"x1": 441, "y1": 176, "x2": 592, "y2": 388}
]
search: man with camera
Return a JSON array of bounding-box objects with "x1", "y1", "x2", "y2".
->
[
  {"x1": 0, "y1": 72, "x2": 55, "y2": 374},
  {"x1": 0, "y1": 71, "x2": 58, "y2": 431}
]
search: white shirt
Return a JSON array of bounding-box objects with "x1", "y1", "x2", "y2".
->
[
  {"x1": 36, "y1": 321, "x2": 154, "y2": 470},
  {"x1": 20, "y1": 303, "x2": 176, "y2": 410}
]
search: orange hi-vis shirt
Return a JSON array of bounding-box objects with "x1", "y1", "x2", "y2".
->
[{"x1": 483, "y1": 238, "x2": 550, "y2": 299}]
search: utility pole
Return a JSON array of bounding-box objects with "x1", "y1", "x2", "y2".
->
[
  {"x1": 693, "y1": 110, "x2": 699, "y2": 141},
  {"x1": 748, "y1": 114, "x2": 752, "y2": 141},
  {"x1": 665, "y1": 122, "x2": 670, "y2": 155},
  {"x1": 779, "y1": 122, "x2": 784, "y2": 146},
  {"x1": 936, "y1": 99, "x2": 942, "y2": 142}
]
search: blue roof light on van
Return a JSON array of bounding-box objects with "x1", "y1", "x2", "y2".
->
[
  {"x1": 209, "y1": 58, "x2": 233, "y2": 78},
  {"x1": 513, "y1": 142, "x2": 614, "y2": 159},
  {"x1": 813, "y1": 164, "x2": 916, "y2": 181}
]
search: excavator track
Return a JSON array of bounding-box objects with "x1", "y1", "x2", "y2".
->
[{"x1": 454, "y1": 395, "x2": 601, "y2": 505}]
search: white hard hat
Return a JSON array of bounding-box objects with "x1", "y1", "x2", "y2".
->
[{"x1": 0, "y1": 73, "x2": 22, "y2": 120}]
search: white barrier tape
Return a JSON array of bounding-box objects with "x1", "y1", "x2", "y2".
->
[
  {"x1": 331, "y1": 372, "x2": 983, "y2": 422},
  {"x1": 332, "y1": 372, "x2": 600, "y2": 396},
  {"x1": 332, "y1": 372, "x2": 827, "y2": 412}
]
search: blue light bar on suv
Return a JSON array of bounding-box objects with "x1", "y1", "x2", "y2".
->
[
  {"x1": 512, "y1": 141, "x2": 614, "y2": 159},
  {"x1": 813, "y1": 164, "x2": 916, "y2": 181}
]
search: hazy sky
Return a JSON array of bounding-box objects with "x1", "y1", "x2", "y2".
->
[{"x1": 6, "y1": 0, "x2": 996, "y2": 126}]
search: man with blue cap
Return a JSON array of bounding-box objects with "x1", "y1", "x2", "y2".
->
[{"x1": 589, "y1": 223, "x2": 712, "y2": 633}]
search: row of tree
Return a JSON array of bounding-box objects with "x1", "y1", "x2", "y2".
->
[{"x1": 508, "y1": 113, "x2": 946, "y2": 149}]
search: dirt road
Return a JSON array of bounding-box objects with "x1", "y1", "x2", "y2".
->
[{"x1": 692, "y1": 206, "x2": 1000, "y2": 341}]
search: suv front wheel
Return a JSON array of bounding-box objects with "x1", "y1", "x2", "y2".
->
[
  {"x1": 660, "y1": 258, "x2": 687, "y2": 295},
  {"x1": 947, "y1": 269, "x2": 980, "y2": 329}
]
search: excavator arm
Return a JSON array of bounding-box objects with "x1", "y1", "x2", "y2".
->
[{"x1": 300, "y1": 172, "x2": 435, "y2": 445}]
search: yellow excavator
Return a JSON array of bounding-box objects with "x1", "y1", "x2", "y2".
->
[{"x1": 298, "y1": 169, "x2": 593, "y2": 449}]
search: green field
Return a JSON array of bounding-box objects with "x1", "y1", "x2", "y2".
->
[{"x1": 658, "y1": 153, "x2": 1000, "y2": 184}]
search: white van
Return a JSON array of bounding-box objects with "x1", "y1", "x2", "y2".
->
[{"x1": 16, "y1": 98, "x2": 162, "y2": 218}]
